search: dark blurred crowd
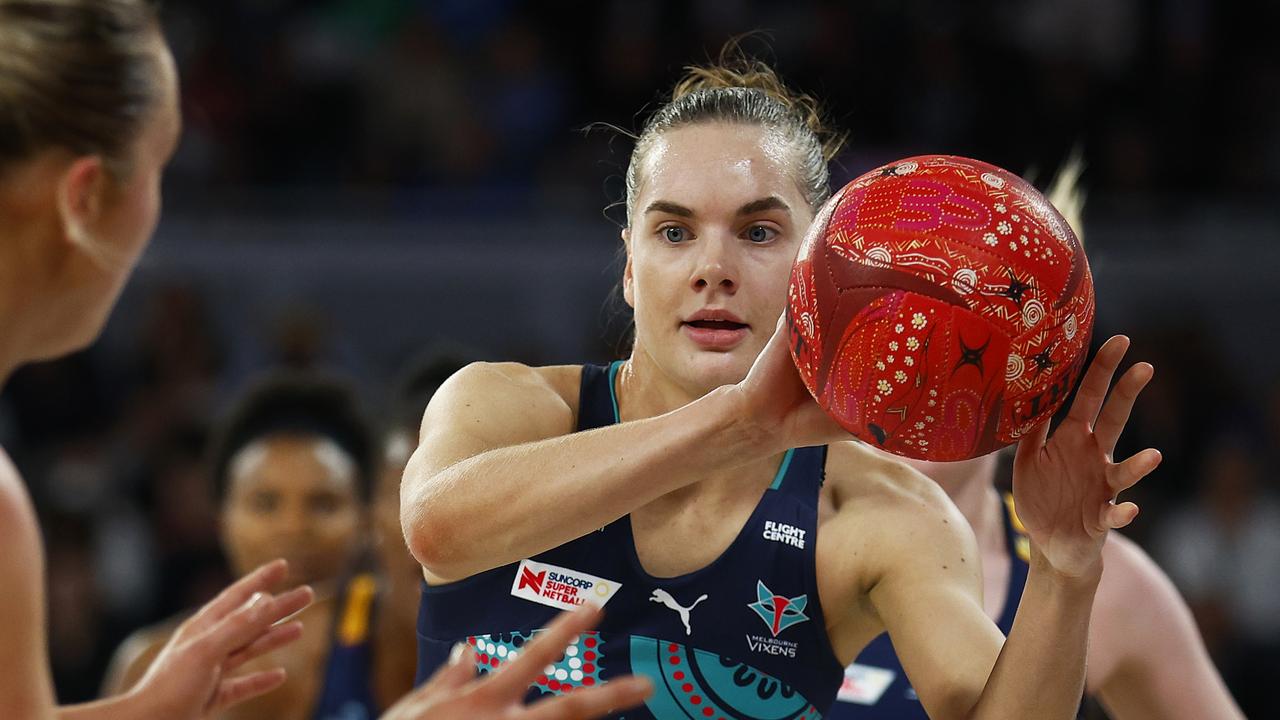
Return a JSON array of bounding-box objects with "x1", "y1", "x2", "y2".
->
[
  {"x1": 1, "y1": 0, "x2": 1277, "y2": 717},
  {"x1": 156, "y1": 0, "x2": 1280, "y2": 205}
]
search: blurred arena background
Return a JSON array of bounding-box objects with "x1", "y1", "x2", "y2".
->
[{"x1": 2, "y1": 0, "x2": 1277, "y2": 715}]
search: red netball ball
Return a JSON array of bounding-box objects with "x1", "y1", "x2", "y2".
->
[{"x1": 787, "y1": 155, "x2": 1095, "y2": 461}]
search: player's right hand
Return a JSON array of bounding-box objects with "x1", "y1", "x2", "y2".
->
[
  {"x1": 381, "y1": 604, "x2": 652, "y2": 720},
  {"x1": 733, "y1": 314, "x2": 851, "y2": 450}
]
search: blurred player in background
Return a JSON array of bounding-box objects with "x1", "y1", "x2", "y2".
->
[{"x1": 105, "y1": 372, "x2": 377, "y2": 719}]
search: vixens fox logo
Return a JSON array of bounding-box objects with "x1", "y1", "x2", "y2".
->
[{"x1": 748, "y1": 580, "x2": 809, "y2": 637}]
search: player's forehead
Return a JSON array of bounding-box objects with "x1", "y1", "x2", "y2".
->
[
  {"x1": 634, "y1": 123, "x2": 807, "y2": 217},
  {"x1": 229, "y1": 434, "x2": 357, "y2": 494}
]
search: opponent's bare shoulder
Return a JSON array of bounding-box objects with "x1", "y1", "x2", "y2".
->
[
  {"x1": 419, "y1": 361, "x2": 583, "y2": 448},
  {"x1": 1088, "y1": 531, "x2": 1201, "y2": 683},
  {"x1": 1087, "y1": 531, "x2": 1244, "y2": 717},
  {"x1": 1090, "y1": 530, "x2": 1187, "y2": 648},
  {"x1": 0, "y1": 447, "x2": 56, "y2": 716}
]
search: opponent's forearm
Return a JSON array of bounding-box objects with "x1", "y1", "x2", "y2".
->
[
  {"x1": 969, "y1": 549, "x2": 1099, "y2": 720},
  {"x1": 403, "y1": 386, "x2": 776, "y2": 579}
]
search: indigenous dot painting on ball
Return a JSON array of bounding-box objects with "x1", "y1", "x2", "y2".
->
[{"x1": 787, "y1": 155, "x2": 1095, "y2": 461}]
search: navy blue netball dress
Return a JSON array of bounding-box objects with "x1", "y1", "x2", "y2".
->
[
  {"x1": 416, "y1": 362, "x2": 845, "y2": 718},
  {"x1": 313, "y1": 573, "x2": 379, "y2": 720}
]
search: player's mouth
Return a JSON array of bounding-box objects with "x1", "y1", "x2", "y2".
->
[{"x1": 681, "y1": 310, "x2": 750, "y2": 350}]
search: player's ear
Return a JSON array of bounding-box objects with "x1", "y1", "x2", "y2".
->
[{"x1": 622, "y1": 227, "x2": 635, "y2": 308}]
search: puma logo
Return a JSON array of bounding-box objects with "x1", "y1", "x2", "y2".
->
[{"x1": 650, "y1": 589, "x2": 708, "y2": 636}]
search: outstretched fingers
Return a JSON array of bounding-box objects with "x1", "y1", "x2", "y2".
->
[
  {"x1": 1064, "y1": 336, "x2": 1130, "y2": 430},
  {"x1": 1093, "y1": 361, "x2": 1154, "y2": 457},
  {"x1": 185, "y1": 559, "x2": 289, "y2": 632},
  {"x1": 222, "y1": 620, "x2": 303, "y2": 673},
  {"x1": 1101, "y1": 501, "x2": 1140, "y2": 530},
  {"x1": 1107, "y1": 448, "x2": 1163, "y2": 496},
  {"x1": 1099, "y1": 448, "x2": 1161, "y2": 531},
  {"x1": 193, "y1": 584, "x2": 314, "y2": 668},
  {"x1": 209, "y1": 669, "x2": 288, "y2": 713},
  {"x1": 485, "y1": 604, "x2": 602, "y2": 699}
]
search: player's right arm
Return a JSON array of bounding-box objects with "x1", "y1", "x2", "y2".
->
[
  {"x1": 402, "y1": 334, "x2": 847, "y2": 582},
  {"x1": 0, "y1": 450, "x2": 58, "y2": 720},
  {"x1": 402, "y1": 361, "x2": 762, "y2": 581}
]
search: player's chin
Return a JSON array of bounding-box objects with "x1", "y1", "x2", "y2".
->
[{"x1": 683, "y1": 345, "x2": 757, "y2": 388}]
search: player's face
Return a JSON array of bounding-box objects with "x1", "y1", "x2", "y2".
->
[
  {"x1": 221, "y1": 435, "x2": 364, "y2": 586},
  {"x1": 625, "y1": 123, "x2": 815, "y2": 392}
]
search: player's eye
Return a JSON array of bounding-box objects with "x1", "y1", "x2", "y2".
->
[
  {"x1": 249, "y1": 492, "x2": 278, "y2": 513},
  {"x1": 309, "y1": 493, "x2": 341, "y2": 515},
  {"x1": 662, "y1": 226, "x2": 689, "y2": 243},
  {"x1": 745, "y1": 225, "x2": 777, "y2": 243}
]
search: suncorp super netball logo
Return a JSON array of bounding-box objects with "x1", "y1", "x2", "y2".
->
[{"x1": 510, "y1": 559, "x2": 621, "y2": 612}]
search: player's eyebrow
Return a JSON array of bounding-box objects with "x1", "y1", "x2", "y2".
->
[
  {"x1": 737, "y1": 196, "x2": 791, "y2": 216},
  {"x1": 644, "y1": 200, "x2": 695, "y2": 218}
]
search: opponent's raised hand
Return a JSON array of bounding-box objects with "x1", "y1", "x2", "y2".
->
[{"x1": 127, "y1": 559, "x2": 313, "y2": 719}]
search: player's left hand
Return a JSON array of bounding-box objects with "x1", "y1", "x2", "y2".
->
[
  {"x1": 125, "y1": 559, "x2": 314, "y2": 719},
  {"x1": 1011, "y1": 335, "x2": 1161, "y2": 580}
]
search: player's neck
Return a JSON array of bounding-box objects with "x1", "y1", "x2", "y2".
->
[
  {"x1": 614, "y1": 347, "x2": 710, "y2": 419},
  {"x1": 0, "y1": 232, "x2": 49, "y2": 386}
]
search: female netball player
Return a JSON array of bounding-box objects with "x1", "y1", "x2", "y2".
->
[
  {"x1": 0, "y1": 1, "x2": 312, "y2": 716},
  {"x1": 0, "y1": 1, "x2": 646, "y2": 718},
  {"x1": 830, "y1": 169, "x2": 1244, "y2": 719},
  {"x1": 402, "y1": 51, "x2": 1162, "y2": 719},
  {"x1": 104, "y1": 373, "x2": 380, "y2": 718}
]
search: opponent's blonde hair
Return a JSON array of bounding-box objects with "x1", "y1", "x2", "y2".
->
[{"x1": 1045, "y1": 147, "x2": 1087, "y2": 244}]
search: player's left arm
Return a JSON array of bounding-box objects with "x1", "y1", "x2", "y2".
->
[
  {"x1": 826, "y1": 465, "x2": 1091, "y2": 720},
  {"x1": 821, "y1": 470, "x2": 1008, "y2": 720},
  {"x1": 1087, "y1": 533, "x2": 1244, "y2": 720},
  {"x1": 842, "y1": 335, "x2": 1161, "y2": 720}
]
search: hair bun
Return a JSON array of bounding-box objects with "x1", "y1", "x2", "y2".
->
[{"x1": 671, "y1": 37, "x2": 845, "y2": 164}]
